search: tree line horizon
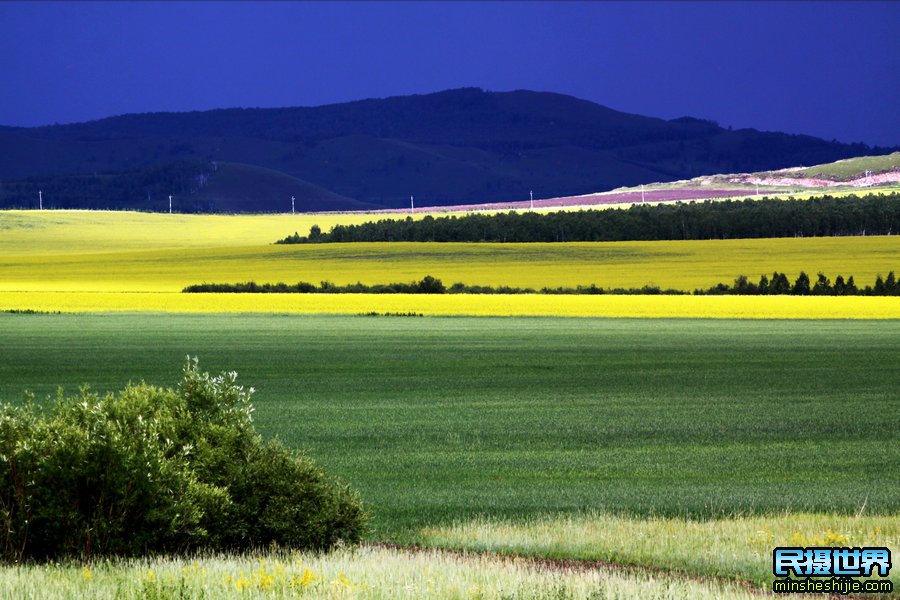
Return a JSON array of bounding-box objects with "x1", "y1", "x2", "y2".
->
[
  {"x1": 183, "y1": 271, "x2": 900, "y2": 297},
  {"x1": 277, "y1": 193, "x2": 900, "y2": 244}
]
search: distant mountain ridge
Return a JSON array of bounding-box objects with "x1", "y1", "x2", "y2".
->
[{"x1": 0, "y1": 88, "x2": 894, "y2": 212}]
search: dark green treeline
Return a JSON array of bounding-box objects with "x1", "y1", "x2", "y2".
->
[
  {"x1": 183, "y1": 272, "x2": 900, "y2": 296},
  {"x1": 277, "y1": 193, "x2": 900, "y2": 243}
]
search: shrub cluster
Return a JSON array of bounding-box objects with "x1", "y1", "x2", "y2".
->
[
  {"x1": 184, "y1": 272, "x2": 900, "y2": 297},
  {"x1": 0, "y1": 358, "x2": 365, "y2": 562},
  {"x1": 183, "y1": 276, "x2": 685, "y2": 296},
  {"x1": 185, "y1": 275, "x2": 448, "y2": 294},
  {"x1": 276, "y1": 193, "x2": 900, "y2": 244},
  {"x1": 359, "y1": 312, "x2": 425, "y2": 317}
]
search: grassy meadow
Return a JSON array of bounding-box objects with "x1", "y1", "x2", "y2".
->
[
  {"x1": 1, "y1": 313, "x2": 898, "y2": 593},
  {"x1": 422, "y1": 512, "x2": 900, "y2": 589},
  {"x1": 0, "y1": 546, "x2": 766, "y2": 600},
  {"x1": 793, "y1": 153, "x2": 900, "y2": 180}
]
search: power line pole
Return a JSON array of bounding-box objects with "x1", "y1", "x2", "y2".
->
[
  {"x1": 39, "y1": 190, "x2": 43, "y2": 210},
  {"x1": 530, "y1": 190, "x2": 534, "y2": 210},
  {"x1": 410, "y1": 195, "x2": 414, "y2": 213},
  {"x1": 168, "y1": 195, "x2": 172, "y2": 214},
  {"x1": 291, "y1": 196, "x2": 295, "y2": 214}
]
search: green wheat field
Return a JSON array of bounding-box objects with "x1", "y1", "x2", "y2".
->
[{"x1": 1, "y1": 313, "x2": 897, "y2": 597}]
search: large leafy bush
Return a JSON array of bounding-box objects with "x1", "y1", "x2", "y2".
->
[{"x1": 0, "y1": 358, "x2": 365, "y2": 561}]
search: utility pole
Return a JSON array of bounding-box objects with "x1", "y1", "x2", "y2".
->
[
  {"x1": 410, "y1": 195, "x2": 414, "y2": 213},
  {"x1": 291, "y1": 196, "x2": 295, "y2": 215},
  {"x1": 530, "y1": 190, "x2": 534, "y2": 210},
  {"x1": 39, "y1": 190, "x2": 43, "y2": 210},
  {"x1": 168, "y1": 195, "x2": 173, "y2": 214}
]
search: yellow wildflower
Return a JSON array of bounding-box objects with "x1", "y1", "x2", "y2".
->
[
  {"x1": 292, "y1": 567, "x2": 319, "y2": 588},
  {"x1": 234, "y1": 571, "x2": 249, "y2": 592},
  {"x1": 824, "y1": 529, "x2": 849, "y2": 546}
]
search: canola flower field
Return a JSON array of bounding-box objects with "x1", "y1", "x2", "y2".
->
[
  {"x1": 2, "y1": 237, "x2": 899, "y2": 293},
  {"x1": 0, "y1": 209, "x2": 387, "y2": 255},
  {"x1": 2, "y1": 291, "x2": 899, "y2": 319},
  {"x1": 1, "y1": 210, "x2": 898, "y2": 318},
  {"x1": 3, "y1": 185, "x2": 895, "y2": 254}
]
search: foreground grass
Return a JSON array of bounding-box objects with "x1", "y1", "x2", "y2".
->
[
  {"x1": 0, "y1": 546, "x2": 763, "y2": 600},
  {"x1": 1, "y1": 314, "x2": 897, "y2": 537},
  {"x1": 420, "y1": 512, "x2": 900, "y2": 590}
]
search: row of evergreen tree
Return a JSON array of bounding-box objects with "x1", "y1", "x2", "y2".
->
[
  {"x1": 276, "y1": 193, "x2": 900, "y2": 244},
  {"x1": 184, "y1": 272, "x2": 900, "y2": 296},
  {"x1": 699, "y1": 271, "x2": 899, "y2": 296}
]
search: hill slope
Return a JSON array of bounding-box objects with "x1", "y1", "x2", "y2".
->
[
  {"x1": 369, "y1": 153, "x2": 900, "y2": 213},
  {"x1": 665, "y1": 152, "x2": 900, "y2": 191},
  {"x1": 1, "y1": 88, "x2": 894, "y2": 212},
  {"x1": 190, "y1": 162, "x2": 377, "y2": 213}
]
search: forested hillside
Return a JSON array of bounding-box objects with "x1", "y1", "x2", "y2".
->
[{"x1": 1, "y1": 88, "x2": 892, "y2": 212}]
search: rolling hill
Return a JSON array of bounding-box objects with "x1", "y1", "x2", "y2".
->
[
  {"x1": 0, "y1": 88, "x2": 895, "y2": 212},
  {"x1": 186, "y1": 162, "x2": 377, "y2": 213}
]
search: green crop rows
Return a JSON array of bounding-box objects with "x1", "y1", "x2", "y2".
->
[{"x1": 1, "y1": 313, "x2": 897, "y2": 539}]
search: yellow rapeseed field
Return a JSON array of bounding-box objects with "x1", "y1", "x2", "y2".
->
[
  {"x1": 1, "y1": 235, "x2": 898, "y2": 294},
  {"x1": 1, "y1": 291, "x2": 898, "y2": 319},
  {"x1": 1, "y1": 210, "x2": 897, "y2": 317},
  {"x1": 2, "y1": 237, "x2": 898, "y2": 293},
  {"x1": 0, "y1": 209, "x2": 407, "y2": 255}
]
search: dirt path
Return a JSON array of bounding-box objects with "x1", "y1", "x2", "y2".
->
[
  {"x1": 367, "y1": 541, "x2": 775, "y2": 597},
  {"x1": 368, "y1": 542, "x2": 880, "y2": 599}
]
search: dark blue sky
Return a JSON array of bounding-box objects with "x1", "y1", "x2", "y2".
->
[{"x1": 1, "y1": 1, "x2": 897, "y2": 146}]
